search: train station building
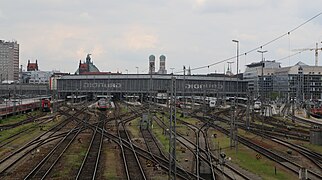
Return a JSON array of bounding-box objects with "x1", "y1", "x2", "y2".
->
[{"x1": 54, "y1": 73, "x2": 247, "y2": 100}]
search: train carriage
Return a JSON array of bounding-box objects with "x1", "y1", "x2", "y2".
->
[
  {"x1": 41, "y1": 98, "x2": 51, "y2": 112},
  {"x1": 97, "y1": 98, "x2": 110, "y2": 110}
]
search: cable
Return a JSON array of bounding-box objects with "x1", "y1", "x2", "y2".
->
[
  {"x1": 175, "y1": 12, "x2": 322, "y2": 74},
  {"x1": 276, "y1": 51, "x2": 302, "y2": 62}
]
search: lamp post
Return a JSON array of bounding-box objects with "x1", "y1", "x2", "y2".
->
[
  {"x1": 183, "y1": 65, "x2": 186, "y2": 117},
  {"x1": 232, "y1": 40, "x2": 239, "y2": 98},
  {"x1": 257, "y1": 49, "x2": 267, "y2": 140},
  {"x1": 232, "y1": 39, "x2": 239, "y2": 153},
  {"x1": 125, "y1": 69, "x2": 128, "y2": 101}
]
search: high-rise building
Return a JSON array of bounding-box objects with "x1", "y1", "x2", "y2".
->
[{"x1": 0, "y1": 40, "x2": 19, "y2": 82}]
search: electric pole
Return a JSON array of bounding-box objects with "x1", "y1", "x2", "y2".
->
[
  {"x1": 169, "y1": 76, "x2": 177, "y2": 180},
  {"x1": 258, "y1": 49, "x2": 267, "y2": 140}
]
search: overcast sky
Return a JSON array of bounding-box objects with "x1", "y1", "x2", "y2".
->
[{"x1": 1, "y1": 0, "x2": 321, "y2": 74}]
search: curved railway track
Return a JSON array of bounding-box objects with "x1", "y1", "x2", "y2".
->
[
  {"x1": 176, "y1": 117, "x2": 252, "y2": 180},
  {"x1": 202, "y1": 108, "x2": 322, "y2": 176},
  {"x1": 24, "y1": 125, "x2": 82, "y2": 179},
  {"x1": 127, "y1": 104, "x2": 200, "y2": 179},
  {"x1": 0, "y1": 116, "x2": 57, "y2": 149},
  {"x1": 152, "y1": 113, "x2": 250, "y2": 180},
  {"x1": 198, "y1": 114, "x2": 322, "y2": 180},
  {"x1": 0, "y1": 104, "x2": 90, "y2": 178},
  {"x1": 0, "y1": 116, "x2": 79, "y2": 176}
]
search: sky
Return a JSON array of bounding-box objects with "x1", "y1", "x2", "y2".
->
[{"x1": 1, "y1": 0, "x2": 321, "y2": 74}]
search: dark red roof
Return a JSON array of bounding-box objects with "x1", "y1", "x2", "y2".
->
[
  {"x1": 79, "y1": 64, "x2": 88, "y2": 69},
  {"x1": 27, "y1": 63, "x2": 38, "y2": 71}
]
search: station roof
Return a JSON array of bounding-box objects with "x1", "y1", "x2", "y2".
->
[{"x1": 59, "y1": 74, "x2": 243, "y2": 81}]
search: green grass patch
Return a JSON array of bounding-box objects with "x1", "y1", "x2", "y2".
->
[
  {"x1": 0, "y1": 118, "x2": 63, "y2": 157},
  {"x1": 0, "y1": 123, "x2": 37, "y2": 142},
  {"x1": 300, "y1": 142, "x2": 322, "y2": 154},
  {"x1": 0, "y1": 110, "x2": 41, "y2": 125},
  {"x1": 213, "y1": 130, "x2": 296, "y2": 180},
  {"x1": 152, "y1": 120, "x2": 169, "y2": 152},
  {"x1": 127, "y1": 118, "x2": 140, "y2": 138},
  {"x1": 227, "y1": 149, "x2": 291, "y2": 180},
  {"x1": 104, "y1": 149, "x2": 119, "y2": 179},
  {"x1": 52, "y1": 141, "x2": 87, "y2": 178}
]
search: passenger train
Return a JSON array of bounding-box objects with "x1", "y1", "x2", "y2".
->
[
  {"x1": 176, "y1": 96, "x2": 217, "y2": 108},
  {"x1": 41, "y1": 98, "x2": 51, "y2": 112},
  {"x1": 254, "y1": 101, "x2": 261, "y2": 111},
  {"x1": 97, "y1": 98, "x2": 110, "y2": 111}
]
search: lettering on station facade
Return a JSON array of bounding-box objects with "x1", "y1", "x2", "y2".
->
[
  {"x1": 185, "y1": 83, "x2": 224, "y2": 90},
  {"x1": 83, "y1": 83, "x2": 122, "y2": 88}
]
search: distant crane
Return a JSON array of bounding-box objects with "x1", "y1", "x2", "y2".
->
[{"x1": 293, "y1": 42, "x2": 322, "y2": 66}]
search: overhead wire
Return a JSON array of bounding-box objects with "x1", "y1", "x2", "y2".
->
[{"x1": 175, "y1": 12, "x2": 322, "y2": 74}]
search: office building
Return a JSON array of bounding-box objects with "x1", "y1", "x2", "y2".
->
[{"x1": 0, "y1": 40, "x2": 19, "y2": 82}]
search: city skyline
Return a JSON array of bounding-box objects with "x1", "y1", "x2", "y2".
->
[{"x1": 1, "y1": 0, "x2": 321, "y2": 74}]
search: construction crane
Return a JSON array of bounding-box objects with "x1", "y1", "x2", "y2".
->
[{"x1": 293, "y1": 42, "x2": 322, "y2": 66}]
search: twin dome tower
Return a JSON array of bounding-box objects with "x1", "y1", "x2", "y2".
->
[{"x1": 149, "y1": 55, "x2": 167, "y2": 74}]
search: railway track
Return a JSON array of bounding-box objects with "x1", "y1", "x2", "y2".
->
[
  {"x1": 79, "y1": 106, "x2": 198, "y2": 179},
  {"x1": 198, "y1": 115, "x2": 322, "y2": 180},
  {"x1": 114, "y1": 102, "x2": 146, "y2": 180},
  {"x1": 127, "y1": 103, "x2": 199, "y2": 179},
  {"x1": 152, "y1": 113, "x2": 250, "y2": 180},
  {"x1": 174, "y1": 117, "x2": 252, "y2": 180},
  {"x1": 141, "y1": 128, "x2": 165, "y2": 158},
  {"x1": 24, "y1": 125, "x2": 82, "y2": 179},
  {"x1": 0, "y1": 116, "x2": 78, "y2": 176},
  {"x1": 0, "y1": 104, "x2": 90, "y2": 177},
  {"x1": 217, "y1": 110, "x2": 310, "y2": 141},
  {"x1": 76, "y1": 113, "x2": 105, "y2": 180},
  {"x1": 205, "y1": 109, "x2": 322, "y2": 175},
  {"x1": 0, "y1": 117, "x2": 55, "y2": 149},
  {"x1": 270, "y1": 137, "x2": 322, "y2": 170},
  {"x1": 119, "y1": 125, "x2": 146, "y2": 180}
]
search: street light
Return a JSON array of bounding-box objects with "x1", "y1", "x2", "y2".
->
[
  {"x1": 125, "y1": 69, "x2": 128, "y2": 103},
  {"x1": 232, "y1": 40, "x2": 239, "y2": 97},
  {"x1": 232, "y1": 39, "x2": 239, "y2": 153}
]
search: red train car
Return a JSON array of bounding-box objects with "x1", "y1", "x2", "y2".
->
[{"x1": 41, "y1": 99, "x2": 51, "y2": 112}]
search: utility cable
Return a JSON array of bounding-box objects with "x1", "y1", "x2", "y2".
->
[{"x1": 175, "y1": 12, "x2": 322, "y2": 73}]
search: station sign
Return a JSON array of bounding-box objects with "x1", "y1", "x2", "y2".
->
[
  {"x1": 83, "y1": 82, "x2": 122, "y2": 88},
  {"x1": 185, "y1": 83, "x2": 223, "y2": 90}
]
